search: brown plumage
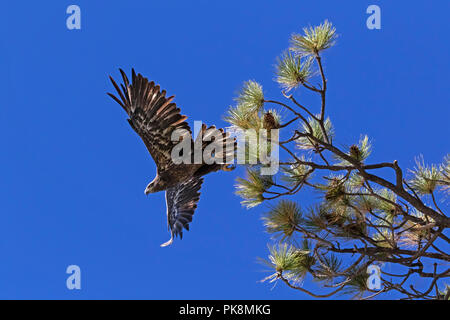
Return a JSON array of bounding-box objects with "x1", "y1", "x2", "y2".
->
[{"x1": 108, "y1": 69, "x2": 236, "y2": 246}]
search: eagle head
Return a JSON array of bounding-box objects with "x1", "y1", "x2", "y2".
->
[
  {"x1": 144, "y1": 183, "x2": 155, "y2": 195},
  {"x1": 145, "y1": 176, "x2": 161, "y2": 195}
]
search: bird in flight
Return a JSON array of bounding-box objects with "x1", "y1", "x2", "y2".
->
[{"x1": 108, "y1": 69, "x2": 236, "y2": 247}]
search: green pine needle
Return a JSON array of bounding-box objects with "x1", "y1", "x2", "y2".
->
[
  {"x1": 275, "y1": 52, "x2": 314, "y2": 92},
  {"x1": 438, "y1": 284, "x2": 450, "y2": 300},
  {"x1": 235, "y1": 168, "x2": 273, "y2": 208},
  {"x1": 372, "y1": 229, "x2": 396, "y2": 248},
  {"x1": 296, "y1": 115, "x2": 334, "y2": 150},
  {"x1": 290, "y1": 20, "x2": 337, "y2": 56},
  {"x1": 260, "y1": 243, "x2": 315, "y2": 284},
  {"x1": 376, "y1": 189, "x2": 398, "y2": 218},
  {"x1": 224, "y1": 104, "x2": 261, "y2": 130},
  {"x1": 354, "y1": 189, "x2": 397, "y2": 220},
  {"x1": 408, "y1": 156, "x2": 441, "y2": 195},
  {"x1": 315, "y1": 254, "x2": 343, "y2": 281},
  {"x1": 321, "y1": 176, "x2": 349, "y2": 206},
  {"x1": 348, "y1": 173, "x2": 366, "y2": 190},
  {"x1": 262, "y1": 200, "x2": 302, "y2": 240},
  {"x1": 343, "y1": 268, "x2": 369, "y2": 296},
  {"x1": 281, "y1": 156, "x2": 313, "y2": 186},
  {"x1": 439, "y1": 155, "x2": 450, "y2": 195},
  {"x1": 234, "y1": 80, "x2": 264, "y2": 113},
  {"x1": 336, "y1": 135, "x2": 372, "y2": 165}
]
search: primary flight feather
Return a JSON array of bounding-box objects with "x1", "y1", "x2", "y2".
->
[{"x1": 108, "y1": 69, "x2": 236, "y2": 246}]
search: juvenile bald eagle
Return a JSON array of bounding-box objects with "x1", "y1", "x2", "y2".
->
[{"x1": 108, "y1": 69, "x2": 236, "y2": 247}]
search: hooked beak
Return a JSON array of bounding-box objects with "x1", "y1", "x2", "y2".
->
[{"x1": 144, "y1": 186, "x2": 151, "y2": 195}]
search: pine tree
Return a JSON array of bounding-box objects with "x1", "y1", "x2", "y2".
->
[{"x1": 225, "y1": 21, "x2": 450, "y2": 300}]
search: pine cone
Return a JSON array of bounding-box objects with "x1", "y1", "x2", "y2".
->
[
  {"x1": 350, "y1": 144, "x2": 361, "y2": 160},
  {"x1": 263, "y1": 112, "x2": 278, "y2": 130}
]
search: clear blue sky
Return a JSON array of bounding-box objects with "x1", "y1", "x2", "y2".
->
[{"x1": 0, "y1": 1, "x2": 448, "y2": 299}]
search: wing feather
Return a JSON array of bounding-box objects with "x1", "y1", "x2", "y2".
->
[
  {"x1": 161, "y1": 177, "x2": 203, "y2": 247},
  {"x1": 108, "y1": 69, "x2": 191, "y2": 173}
]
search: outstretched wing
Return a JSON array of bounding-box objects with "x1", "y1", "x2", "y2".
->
[
  {"x1": 161, "y1": 177, "x2": 204, "y2": 247},
  {"x1": 108, "y1": 69, "x2": 191, "y2": 173}
]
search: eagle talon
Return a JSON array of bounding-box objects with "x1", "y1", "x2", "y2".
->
[{"x1": 222, "y1": 164, "x2": 236, "y2": 171}]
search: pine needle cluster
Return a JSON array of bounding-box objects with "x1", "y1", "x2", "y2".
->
[
  {"x1": 235, "y1": 168, "x2": 273, "y2": 208},
  {"x1": 296, "y1": 116, "x2": 334, "y2": 150},
  {"x1": 290, "y1": 20, "x2": 337, "y2": 56},
  {"x1": 262, "y1": 200, "x2": 302, "y2": 240},
  {"x1": 275, "y1": 52, "x2": 314, "y2": 92}
]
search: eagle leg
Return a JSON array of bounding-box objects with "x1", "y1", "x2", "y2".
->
[{"x1": 160, "y1": 233, "x2": 174, "y2": 247}]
